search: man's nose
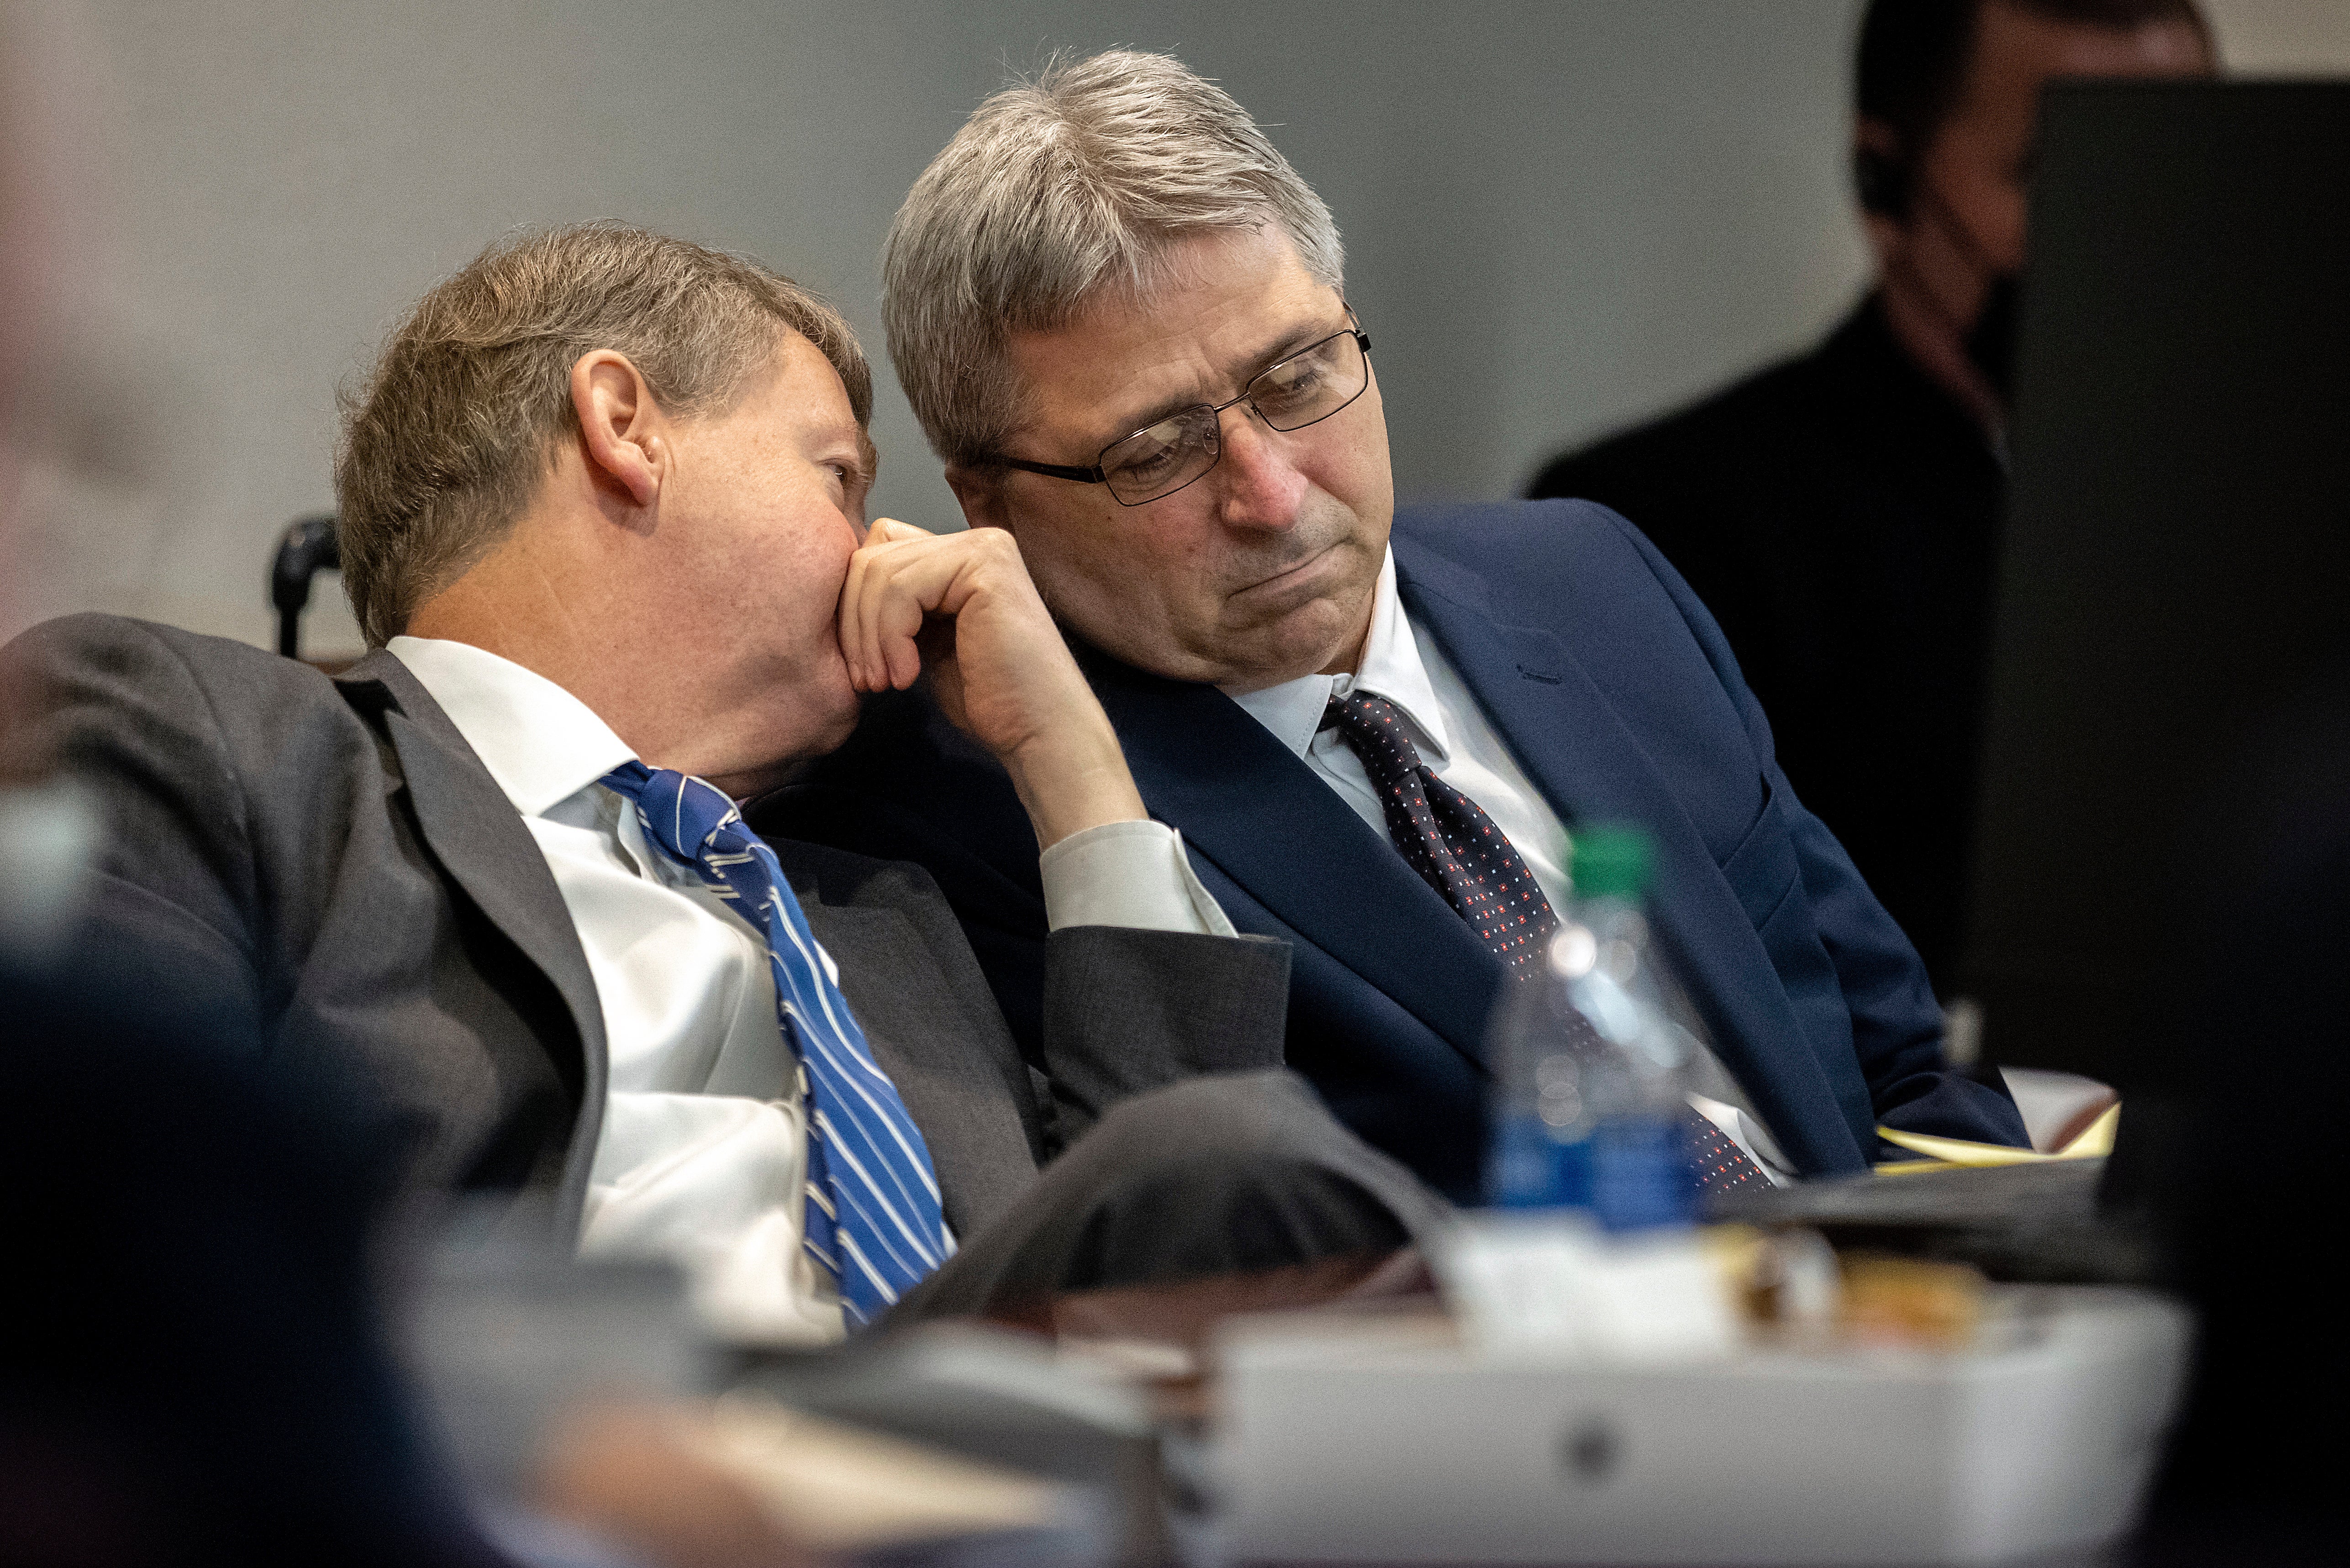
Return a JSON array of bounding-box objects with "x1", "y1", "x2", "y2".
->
[{"x1": 1210, "y1": 409, "x2": 1310, "y2": 532}]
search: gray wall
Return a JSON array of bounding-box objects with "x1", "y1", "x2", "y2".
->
[{"x1": 10, "y1": 0, "x2": 2346, "y2": 653}]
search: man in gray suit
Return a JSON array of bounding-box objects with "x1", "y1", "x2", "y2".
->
[{"x1": 8, "y1": 223, "x2": 1434, "y2": 1342}]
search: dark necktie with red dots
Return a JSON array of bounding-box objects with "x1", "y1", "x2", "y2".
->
[
  {"x1": 1686, "y1": 1117, "x2": 1769, "y2": 1196},
  {"x1": 1322, "y1": 689, "x2": 1770, "y2": 1197},
  {"x1": 1322, "y1": 690, "x2": 1560, "y2": 976}
]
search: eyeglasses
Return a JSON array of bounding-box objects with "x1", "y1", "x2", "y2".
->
[{"x1": 995, "y1": 321, "x2": 1373, "y2": 506}]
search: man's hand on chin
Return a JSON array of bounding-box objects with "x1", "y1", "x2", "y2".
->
[{"x1": 839, "y1": 519, "x2": 1147, "y2": 850}]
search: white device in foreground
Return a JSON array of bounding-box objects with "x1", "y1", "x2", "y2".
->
[{"x1": 1207, "y1": 1287, "x2": 2190, "y2": 1566}]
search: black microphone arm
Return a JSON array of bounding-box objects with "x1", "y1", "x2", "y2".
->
[{"x1": 269, "y1": 514, "x2": 341, "y2": 659}]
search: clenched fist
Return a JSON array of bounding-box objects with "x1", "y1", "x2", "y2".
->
[{"x1": 838, "y1": 519, "x2": 1146, "y2": 848}]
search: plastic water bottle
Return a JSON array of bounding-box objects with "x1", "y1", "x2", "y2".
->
[{"x1": 1485, "y1": 826, "x2": 1695, "y2": 1230}]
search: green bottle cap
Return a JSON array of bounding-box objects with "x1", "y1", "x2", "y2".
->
[{"x1": 1569, "y1": 824, "x2": 1654, "y2": 900}]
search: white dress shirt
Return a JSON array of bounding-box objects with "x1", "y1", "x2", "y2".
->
[
  {"x1": 1223, "y1": 551, "x2": 1798, "y2": 1183},
  {"x1": 389, "y1": 637, "x2": 1232, "y2": 1343}
]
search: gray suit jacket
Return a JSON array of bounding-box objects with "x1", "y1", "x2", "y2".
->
[{"x1": 11, "y1": 614, "x2": 1291, "y2": 1239}]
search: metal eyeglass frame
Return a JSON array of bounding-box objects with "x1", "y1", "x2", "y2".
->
[{"x1": 991, "y1": 320, "x2": 1373, "y2": 506}]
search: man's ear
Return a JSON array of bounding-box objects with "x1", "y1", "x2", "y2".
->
[
  {"x1": 571, "y1": 351, "x2": 665, "y2": 513},
  {"x1": 944, "y1": 464, "x2": 1013, "y2": 533}
]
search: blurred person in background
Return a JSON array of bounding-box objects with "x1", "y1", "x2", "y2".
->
[
  {"x1": 1528, "y1": 0, "x2": 2215, "y2": 993},
  {"x1": 766, "y1": 51, "x2": 2029, "y2": 1211},
  {"x1": 5, "y1": 220, "x2": 1437, "y2": 1361}
]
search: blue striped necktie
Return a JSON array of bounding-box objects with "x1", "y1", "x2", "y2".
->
[{"x1": 598, "y1": 761, "x2": 948, "y2": 1327}]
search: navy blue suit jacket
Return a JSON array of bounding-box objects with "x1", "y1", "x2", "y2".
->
[{"x1": 761, "y1": 500, "x2": 2025, "y2": 1200}]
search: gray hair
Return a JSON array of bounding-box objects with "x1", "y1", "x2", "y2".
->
[{"x1": 882, "y1": 50, "x2": 1344, "y2": 471}]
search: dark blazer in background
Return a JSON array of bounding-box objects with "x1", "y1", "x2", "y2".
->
[
  {"x1": 10, "y1": 615, "x2": 1290, "y2": 1239},
  {"x1": 1528, "y1": 296, "x2": 2004, "y2": 993},
  {"x1": 764, "y1": 500, "x2": 2026, "y2": 1204}
]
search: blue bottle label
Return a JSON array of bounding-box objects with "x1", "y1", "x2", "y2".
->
[
  {"x1": 1591, "y1": 1114, "x2": 1695, "y2": 1231},
  {"x1": 1488, "y1": 1113, "x2": 1596, "y2": 1210}
]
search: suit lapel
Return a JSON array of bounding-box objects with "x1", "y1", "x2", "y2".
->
[
  {"x1": 1086, "y1": 653, "x2": 1507, "y2": 1070},
  {"x1": 790, "y1": 895, "x2": 959, "y2": 1182},
  {"x1": 1393, "y1": 540, "x2": 1859, "y2": 1170},
  {"x1": 334, "y1": 650, "x2": 609, "y2": 1230},
  {"x1": 775, "y1": 847, "x2": 1044, "y2": 1238}
]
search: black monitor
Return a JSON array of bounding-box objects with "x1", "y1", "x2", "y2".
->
[{"x1": 1957, "y1": 81, "x2": 2350, "y2": 1089}]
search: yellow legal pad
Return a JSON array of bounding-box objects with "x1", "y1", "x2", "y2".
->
[{"x1": 1874, "y1": 1103, "x2": 2119, "y2": 1173}]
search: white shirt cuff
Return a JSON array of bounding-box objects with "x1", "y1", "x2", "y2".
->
[{"x1": 1038, "y1": 819, "x2": 1236, "y2": 937}]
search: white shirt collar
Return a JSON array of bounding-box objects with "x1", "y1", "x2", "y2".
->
[
  {"x1": 386, "y1": 636, "x2": 638, "y2": 816},
  {"x1": 1223, "y1": 547, "x2": 1450, "y2": 763}
]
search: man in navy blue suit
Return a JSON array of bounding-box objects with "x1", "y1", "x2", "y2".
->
[{"x1": 763, "y1": 50, "x2": 2027, "y2": 1202}]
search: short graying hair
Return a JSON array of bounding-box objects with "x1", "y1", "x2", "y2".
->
[
  {"x1": 337, "y1": 222, "x2": 870, "y2": 647},
  {"x1": 882, "y1": 50, "x2": 1344, "y2": 471}
]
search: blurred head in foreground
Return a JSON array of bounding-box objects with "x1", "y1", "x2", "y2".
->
[
  {"x1": 0, "y1": 29, "x2": 480, "y2": 1555},
  {"x1": 0, "y1": 2, "x2": 52, "y2": 737},
  {"x1": 1853, "y1": 0, "x2": 2215, "y2": 427}
]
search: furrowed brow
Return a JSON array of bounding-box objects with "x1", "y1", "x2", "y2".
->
[{"x1": 1100, "y1": 316, "x2": 1349, "y2": 444}]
